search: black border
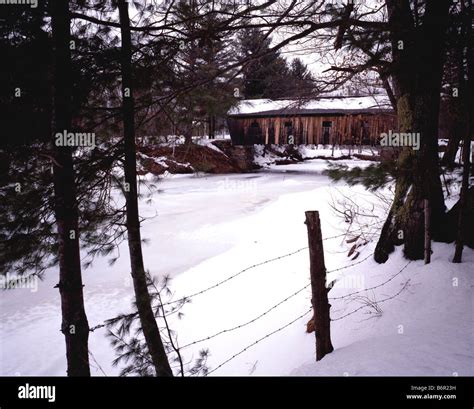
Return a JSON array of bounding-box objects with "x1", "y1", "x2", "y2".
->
[{"x1": 0, "y1": 376, "x2": 472, "y2": 409}]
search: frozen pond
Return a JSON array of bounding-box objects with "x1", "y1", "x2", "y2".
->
[
  {"x1": 139, "y1": 160, "x2": 338, "y2": 277},
  {"x1": 1, "y1": 159, "x2": 340, "y2": 376},
  {"x1": 1, "y1": 157, "x2": 471, "y2": 378}
]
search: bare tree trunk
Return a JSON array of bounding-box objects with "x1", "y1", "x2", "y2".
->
[
  {"x1": 50, "y1": 0, "x2": 90, "y2": 376},
  {"x1": 118, "y1": 0, "x2": 172, "y2": 377}
]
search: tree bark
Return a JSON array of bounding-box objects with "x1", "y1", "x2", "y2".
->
[
  {"x1": 118, "y1": 0, "x2": 173, "y2": 376},
  {"x1": 50, "y1": 0, "x2": 90, "y2": 376}
]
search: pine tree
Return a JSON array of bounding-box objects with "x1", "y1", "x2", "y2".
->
[
  {"x1": 117, "y1": 0, "x2": 173, "y2": 377},
  {"x1": 237, "y1": 28, "x2": 290, "y2": 99},
  {"x1": 237, "y1": 30, "x2": 316, "y2": 100},
  {"x1": 166, "y1": 1, "x2": 239, "y2": 142},
  {"x1": 285, "y1": 58, "x2": 316, "y2": 98},
  {"x1": 50, "y1": 0, "x2": 90, "y2": 376}
]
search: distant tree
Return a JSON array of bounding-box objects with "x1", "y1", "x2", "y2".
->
[
  {"x1": 285, "y1": 58, "x2": 316, "y2": 98},
  {"x1": 238, "y1": 28, "x2": 290, "y2": 99},
  {"x1": 237, "y1": 30, "x2": 316, "y2": 100},
  {"x1": 169, "y1": 1, "x2": 239, "y2": 142}
]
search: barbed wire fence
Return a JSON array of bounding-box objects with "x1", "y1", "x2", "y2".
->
[
  {"x1": 90, "y1": 222, "x2": 381, "y2": 332},
  {"x1": 89, "y1": 219, "x2": 411, "y2": 376},
  {"x1": 205, "y1": 308, "x2": 313, "y2": 376},
  {"x1": 202, "y1": 260, "x2": 412, "y2": 375}
]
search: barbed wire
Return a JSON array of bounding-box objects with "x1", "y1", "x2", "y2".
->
[
  {"x1": 82, "y1": 211, "x2": 395, "y2": 377},
  {"x1": 321, "y1": 219, "x2": 383, "y2": 242},
  {"x1": 179, "y1": 252, "x2": 375, "y2": 349},
  {"x1": 89, "y1": 246, "x2": 309, "y2": 331},
  {"x1": 90, "y1": 249, "x2": 375, "y2": 335},
  {"x1": 88, "y1": 348, "x2": 108, "y2": 376},
  {"x1": 90, "y1": 224, "x2": 381, "y2": 332},
  {"x1": 203, "y1": 261, "x2": 412, "y2": 375},
  {"x1": 326, "y1": 251, "x2": 374, "y2": 276},
  {"x1": 205, "y1": 308, "x2": 313, "y2": 376},
  {"x1": 163, "y1": 222, "x2": 382, "y2": 307},
  {"x1": 180, "y1": 285, "x2": 310, "y2": 349},
  {"x1": 90, "y1": 247, "x2": 309, "y2": 331},
  {"x1": 162, "y1": 246, "x2": 309, "y2": 306},
  {"x1": 329, "y1": 260, "x2": 412, "y2": 301},
  {"x1": 89, "y1": 236, "x2": 411, "y2": 376},
  {"x1": 331, "y1": 276, "x2": 411, "y2": 321}
]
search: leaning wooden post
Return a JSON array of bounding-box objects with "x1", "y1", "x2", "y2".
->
[{"x1": 305, "y1": 211, "x2": 334, "y2": 361}]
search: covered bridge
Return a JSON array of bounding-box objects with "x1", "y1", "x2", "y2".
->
[{"x1": 227, "y1": 96, "x2": 397, "y2": 146}]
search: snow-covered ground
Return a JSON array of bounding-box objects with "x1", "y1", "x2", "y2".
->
[{"x1": 0, "y1": 158, "x2": 472, "y2": 377}]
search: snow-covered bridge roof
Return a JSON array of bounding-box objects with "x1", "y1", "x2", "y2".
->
[{"x1": 228, "y1": 95, "x2": 394, "y2": 117}]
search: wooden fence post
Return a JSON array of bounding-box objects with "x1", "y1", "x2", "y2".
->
[{"x1": 305, "y1": 211, "x2": 334, "y2": 361}]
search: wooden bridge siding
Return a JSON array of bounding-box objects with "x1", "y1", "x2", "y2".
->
[{"x1": 228, "y1": 114, "x2": 397, "y2": 145}]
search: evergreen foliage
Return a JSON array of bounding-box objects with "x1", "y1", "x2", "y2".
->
[
  {"x1": 324, "y1": 161, "x2": 398, "y2": 191},
  {"x1": 238, "y1": 28, "x2": 315, "y2": 99}
]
